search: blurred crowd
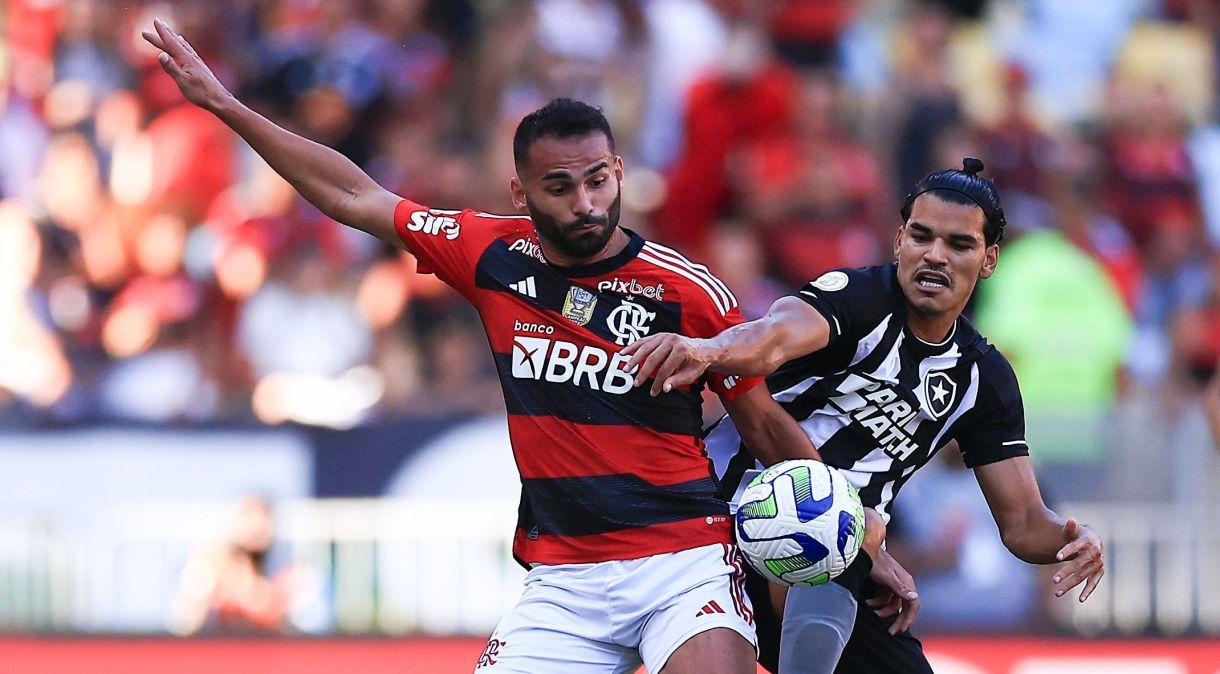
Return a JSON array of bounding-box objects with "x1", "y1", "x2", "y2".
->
[{"x1": 2, "y1": 0, "x2": 1219, "y2": 457}]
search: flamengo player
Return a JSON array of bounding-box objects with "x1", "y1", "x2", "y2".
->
[{"x1": 141, "y1": 18, "x2": 870, "y2": 674}]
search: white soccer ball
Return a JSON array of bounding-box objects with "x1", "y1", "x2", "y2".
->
[{"x1": 735, "y1": 459, "x2": 866, "y2": 586}]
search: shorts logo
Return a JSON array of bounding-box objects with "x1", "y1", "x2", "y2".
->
[
  {"x1": 812, "y1": 271, "x2": 848, "y2": 292},
  {"x1": 596, "y1": 277, "x2": 665, "y2": 300},
  {"x1": 407, "y1": 210, "x2": 460, "y2": 240},
  {"x1": 605, "y1": 300, "x2": 655, "y2": 346},
  {"x1": 694, "y1": 600, "x2": 725, "y2": 617},
  {"x1": 922, "y1": 370, "x2": 957, "y2": 420},
  {"x1": 476, "y1": 638, "x2": 507, "y2": 668},
  {"x1": 561, "y1": 286, "x2": 598, "y2": 326}
]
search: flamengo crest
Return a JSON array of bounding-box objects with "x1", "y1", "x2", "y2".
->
[{"x1": 606, "y1": 300, "x2": 655, "y2": 346}]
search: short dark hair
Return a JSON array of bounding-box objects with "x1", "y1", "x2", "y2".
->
[
  {"x1": 512, "y1": 98, "x2": 615, "y2": 170},
  {"x1": 900, "y1": 157, "x2": 1007, "y2": 246}
]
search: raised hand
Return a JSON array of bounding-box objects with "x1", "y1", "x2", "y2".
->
[
  {"x1": 1053, "y1": 518, "x2": 1105, "y2": 602},
  {"x1": 141, "y1": 18, "x2": 232, "y2": 112},
  {"x1": 865, "y1": 547, "x2": 921, "y2": 636},
  {"x1": 620, "y1": 333, "x2": 711, "y2": 397}
]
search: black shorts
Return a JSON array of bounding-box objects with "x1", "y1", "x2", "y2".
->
[{"x1": 746, "y1": 554, "x2": 933, "y2": 674}]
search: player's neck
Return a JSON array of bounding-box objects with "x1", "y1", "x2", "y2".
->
[
  {"x1": 540, "y1": 227, "x2": 630, "y2": 268},
  {"x1": 905, "y1": 310, "x2": 958, "y2": 345}
]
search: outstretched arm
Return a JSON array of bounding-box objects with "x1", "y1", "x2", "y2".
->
[
  {"x1": 623, "y1": 296, "x2": 831, "y2": 396},
  {"x1": 142, "y1": 18, "x2": 401, "y2": 247},
  {"x1": 974, "y1": 456, "x2": 1105, "y2": 601}
]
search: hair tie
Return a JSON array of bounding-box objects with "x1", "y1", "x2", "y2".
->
[{"x1": 962, "y1": 157, "x2": 985, "y2": 176}]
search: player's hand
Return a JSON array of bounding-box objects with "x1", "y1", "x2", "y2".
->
[
  {"x1": 1053, "y1": 518, "x2": 1104, "y2": 602},
  {"x1": 141, "y1": 18, "x2": 233, "y2": 113},
  {"x1": 621, "y1": 333, "x2": 711, "y2": 397},
  {"x1": 865, "y1": 547, "x2": 920, "y2": 635}
]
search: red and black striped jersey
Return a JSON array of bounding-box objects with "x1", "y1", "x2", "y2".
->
[{"x1": 393, "y1": 199, "x2": 762, "y2": 566}]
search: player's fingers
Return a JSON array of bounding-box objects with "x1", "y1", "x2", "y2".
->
[
  {"x1": 634, "y1": 344, "x2": 671, "y2": 388},
  {"x1": 864, "y1": 594, "x2": 891, "y2": 610},
  {"x1": 141, "y1": 29, "x2": 167, "y2": 51},
  {"x1": 874, "y1": 596, "x2": 901, "y2": 618},
  {"x1": 1053, "y1": 547, "x2": 1101, "y2": 585},
  {"x1": 891, "y1": 598, "x2": 920, "y2": 634},
  {"x1": 626, "y1": 343, "x2": 659, "y2": 385},
  {"x1": 1055, "y1": 536, "x2": 1095, "y2": 562},
  {"x1": 650, "y1": 350, "x2": 687, "y2": 396},
  {"x1": 153, "y1": 18, "x2": 186, "y2": 58},
  {"x1": 176, "y1": 32, "x2": 200, "y2": 58},
  {"x1": 663, "y1": 363, "x2": 704, "y2": 392},
  {"x1": 1079, "y1": 567, "x2": 1104, "y2": 603},
  {"x1": 157, "y1": 52, "x2": 185, "y2": 79}
]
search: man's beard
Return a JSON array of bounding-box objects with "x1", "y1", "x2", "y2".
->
[{"x1": 531, "y1": 189, "x2": 622, "y2": 260}]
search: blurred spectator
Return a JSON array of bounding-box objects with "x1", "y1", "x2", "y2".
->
[
  {"x1": 1207, "y1": 360, "x2": 1220, "y2": 447},
  {"x1": 655, "y1": 21, "x2": 799, "y2": 254},
  {"x1": 765, "y1": 0, "x2": 856, "y2": 69},
  {"x1": 1044, "y1": 133, "x2": 1143, "y2": 310},
  {"x1": 735, "y1": 69, "x2": 885, "y2": 284},
  {"x1": 634, "y1": 0, "x2": 728, "y2": 169},
  {"x1": 876, "y1": 1, "x2": 964, "y2": 196},
  {"x1": 1103, "y1": 84, "x2": 1200, "y2": 252},
  {"x1": 170, "y1": 495, "x2": 325, "y2": 635},
  {"x1": 96, "y1": 212, "x2": 218, "y2": 423},
  {"x1": 0, "y1": 202, "x2": 73, "y2": 412},
  {"x1": 703, "y1": 223, "x2": 785, "y2": 320},
  {"x1": 974, "y1": 228, "x2": 1132, "y2": 499},
  {"x1": 1005, "y1": 0, "x2": 1148, "y2": 127}
]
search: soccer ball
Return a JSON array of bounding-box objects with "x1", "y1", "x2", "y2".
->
[{"x1": 735, "y1": 459, "x2": 866, "y2": 586}]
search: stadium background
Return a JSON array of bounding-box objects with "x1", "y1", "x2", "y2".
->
[{"x1": 2, "y1": 0, "x2": 1220, "y2": 671}]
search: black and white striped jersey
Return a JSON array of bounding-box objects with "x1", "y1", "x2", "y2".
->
[{"x1": 707, "y1": 263, "x2": 1029, "y2": 522}]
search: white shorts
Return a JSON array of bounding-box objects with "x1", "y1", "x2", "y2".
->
[{"x1": 474, "y1": 542, "x2": 757, "y2": 673}]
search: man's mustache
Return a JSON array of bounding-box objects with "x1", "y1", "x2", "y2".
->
[{"x1": 564, "y1": 214, "x2": 609, "y2": 231}]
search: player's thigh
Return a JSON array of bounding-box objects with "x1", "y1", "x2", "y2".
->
[
  {"x1": 832, "y1": 591, "x2": 931, "y2": 674},
  {"x1": 637, "y1": 545, "x2": 757, "y2": 674},
  {"x1": 476, "y1": 573, "x2": 641, "y2": 674},
  {"x1": 658, "y1": 627, "x2": 756, "y2": 674},
  {"x1": 777, "y1": 582, "x2": 858, "y2": 674}
]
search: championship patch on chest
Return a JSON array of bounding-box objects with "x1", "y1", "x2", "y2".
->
[{"x1": 561, "y1": 286, "x2": 598, "y2": 326}]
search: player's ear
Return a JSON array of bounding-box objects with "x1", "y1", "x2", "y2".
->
[
  {"x1": 979, "y1": 243, "x2": 999, "y2": 279},
  {"x1": 893, "y1": 224, "x2": 905, "y2": 259},
  {"x1": 510, "y1": 176, "x2": 528, "y2": 211},
  {"x1": 614, "y1": 155, "x2": 625, "y2": 181}
]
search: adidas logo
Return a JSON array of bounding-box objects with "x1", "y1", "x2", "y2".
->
[
  {"x1": 694, "y1": 600, "x2": 725, "y2": 618},
  {"x1": 510, "y1": 277, "x2": 537, "y2": 298}
]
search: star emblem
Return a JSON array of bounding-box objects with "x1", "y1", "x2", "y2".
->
[{"x1": 931, "y1": 381, "x2": 949, "y2": 404}]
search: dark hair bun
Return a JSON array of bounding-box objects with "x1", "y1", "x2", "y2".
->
[{"x1": 962, "y1": 157, "x2": 985, "y2": 175}]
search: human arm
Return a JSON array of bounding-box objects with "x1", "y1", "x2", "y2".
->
[
  {"x1": 141, "y1": 19, "x2": 401, "y2": 247},
  {"x1": 974, "y1": 456, "x2": 1105, "y2": 601},
  {"x1": 624, "y1": 296, "x2": 831, "y2": 396}
]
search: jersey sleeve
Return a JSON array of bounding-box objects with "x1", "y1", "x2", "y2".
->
[
  {"x1": 792, "y1": 267, "x2": 892, "y2": 349},
  {"x1": 679, "y1": 281, "x2": 763, "y2": 401},
  {"x1": 393, "y1": 199, "x2": 525, "y2": 298},
  {"x1": 953, "y1": 349, "x2": 1030, "y2": 468}
]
